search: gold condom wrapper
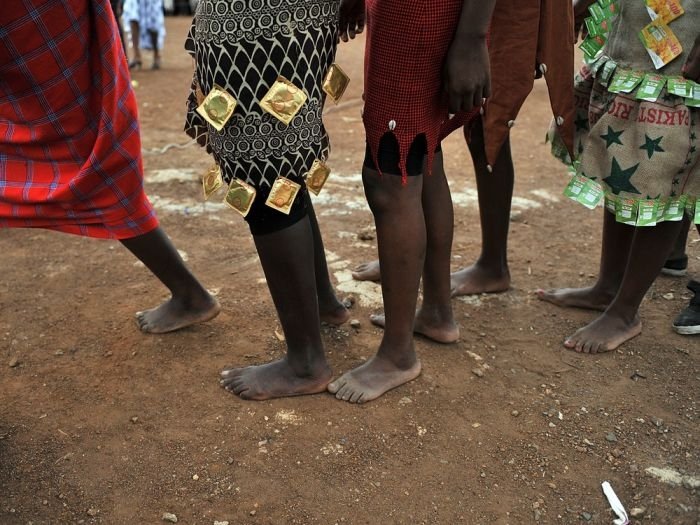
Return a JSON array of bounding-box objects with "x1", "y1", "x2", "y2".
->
[
  {"x1": 224, "y1": 178, "x2": 257, "y2": 217},
  {"x1": 202, "y1": 164, "x2": 224, "y2": 200},
  {"x1": 260, "y1": 77, "x2": 307, "y2": 125},
  {"x1": 196, "y1": 84, "x2": 237, "y2": 131},
  {"x1": 306, "y1": 160, "x2": 331, "y2": 196},
  {"x1": 322, "y1": 63, "x2": 350, "y2": 104},
  {"x1": 265, "y1": 176, "x2": 301, "y2": 214}
]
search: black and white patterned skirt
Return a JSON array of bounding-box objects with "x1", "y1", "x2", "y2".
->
[{"x1": 184, "y1": 0, "x2": 339, "y2": 190}]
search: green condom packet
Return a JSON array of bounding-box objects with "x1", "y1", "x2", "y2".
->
[
  {"x1": 635, "y1": 73, "x2": 666, "y2": 101},
  {"x1": 664, "y1": 195, "x2": 687, "y2": 221},
  {"x1": 564, "y1": 175, "x2": 604, "y2": 209},
  {"x1": 666, "y1": 76, "x2": 692, "y2": 97},
  {"x1": 656, "y1": 197, "x2": 669, "y2": 221},
  {"x1": 635, "y1": 199, "x2": 659, "y2": 226},
  {"x1": 695, "y1": 199, "x2": 700, "y2": 224},
  {"x1": 609, "y1": 69, "x2": 644, "y2": 93},
  {"x1": 599, "y1": 60, "x2": 618, "y2": 86},
  {"x1": 615, "y1": 197, "x2": 638, "y2": 225},
  {"x1": 686, "y1": 83, "x2": 700, "y2": 107},
  {"x1": 564, "y1": 174, "x2": 588, "y2": 200}
]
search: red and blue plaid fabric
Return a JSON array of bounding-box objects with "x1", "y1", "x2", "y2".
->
[
  {"x1": 363, "y1": 0, "x2": 480, "y2": 179},
  {"x1": 0, "y1": 0, "x2": 158, "y2": 239}
]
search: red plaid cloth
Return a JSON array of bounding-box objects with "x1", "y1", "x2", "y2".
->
[
  {"x1": 363, "y1": 0, "x2": 480, "y2": 179},
  {"x1": 0, "y1": 0, "x2": 158, "y2": 239}
]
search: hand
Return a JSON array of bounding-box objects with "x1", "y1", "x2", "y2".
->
[
  {"x1": 682, "y1": 35, "x2": 700, "y2": 83},
  {"x1": 443, "y1": 35, "x2": 490, "y2": 114},
  {"x1": 573, "y1": 0, "x2": 597, "y2": 41},
  {"x1": 338, "y1": 0, "x2": 365, "y2": 43}
]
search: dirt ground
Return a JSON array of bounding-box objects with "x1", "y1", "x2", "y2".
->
[{"x1": 1, "y1": 16, "x2": 698, "y2": 525}]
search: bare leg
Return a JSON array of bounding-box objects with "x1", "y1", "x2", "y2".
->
[
  {"x1": 128, "y1": 20, "x2": 142, "y2": 67},
  {"x1": 328, "y1": 168, "x2": 424, "y2": 403},
  {"x1": 120, "y1": 227, "x2": 220, "y2": 333},
  {"x1": 564, "y1": 218, "x2": 685, "y2": 353},
  {"x1": 661, "y1": 215, "x2": 690, "y2": 276},
  {"x1": 451, "y1": 119, "x2": 513, "y2": 296},
  {"x1": 148, "y1": 29, "x2": 161, "y2": 69},
  {"x1": 369, "y1": 152, "x2": 459, "y2": 343},
  {"x1": 538, "y1": 210, "x2": 632, "y2": 311},
  {"x1": 220, "y1": 217, "x2": 332, "y2": 400}
]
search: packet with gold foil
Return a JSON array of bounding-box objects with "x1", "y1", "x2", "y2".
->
[
  {"x1": 639, "y1": 19, "x2": 683, "y2": 69},
  {"x1": 196, "y1": 85, "x2": 237, "y2": 131},
  {"x1": 260, "y1": 77, "x2": 307, "y2": 125},
  {"x1": 202, "y1": 164, "x2": 224, "y2": 200},
  {"x1": 224, "y1": 178, "x2": 257, "y2": 217},
  {"x1": 265, "y1": 176, "x2": 301, "y2": 214},
  {"x1": 645, "y1": 0, "x2": 684, "y2": 24},
  {"x1": 306, "y1": 160, "x2": 331, "y2": 196},
  {"x1": 322, "y1": 64, "x2": 351, "y2": 104}
]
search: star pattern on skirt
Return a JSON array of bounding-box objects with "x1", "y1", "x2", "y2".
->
[
  {"x1": 639, "y1": 134, "x2": 664, "y2": 159},
  {"x1": 603, "y1": 157, "x2": 640, "y2": 195}
]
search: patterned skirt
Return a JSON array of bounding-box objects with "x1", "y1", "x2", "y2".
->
[
  {"x1": 185, "y1": 0, "x2": 338, "y2": 191},
  {"x1": 0, "y1": 0, "x2": 159, "y2": 239}
]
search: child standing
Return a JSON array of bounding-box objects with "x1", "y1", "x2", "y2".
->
[
  {"x1": 186, "y1": 1, "x2": 350, "y2": 400},
  {"x1": 539, "y1": 0, "x2": 700, "y2": 353}
]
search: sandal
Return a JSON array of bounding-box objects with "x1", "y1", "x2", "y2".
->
[
  {"x1": 673, "y1": 280, "x2": 700, "y2": 335},
  {"x1": 661, "y1": 255, "x2": 688, "y2": 277},
  {"x1": 128, "y1": 59, "x2": 142, "y2": 70}
]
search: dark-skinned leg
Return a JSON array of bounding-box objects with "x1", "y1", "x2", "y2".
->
[
  {"x1": 328, "y1": 168, "x2": 423, "y2": 403},
  {"x1": 304, "y1": 193, "x2": 350, "y2": 326},
  {"x1": 120, "y1": 227, "x2": 220, "y2": 333},
  {"x1": 128, "y1": 21, "x2": 141, "y2": 67},
  {"x1": 148, "y1": 29, "x2": 161, "y2": 69},
  {"x1": 565, "y1": 218, "x2": 685, "y2": 353},
  {"x1": 370, "y1": 152, "x2": 459, "y2": 343},
  {"x1": 220, "y1": 217, "x2": 332, "y2": 400},
  {"x1": 451, "y1": 118, "x2": 513, "y2": 296},
  {"x1": 538, "y1": 210, "x2": 633, "y2": 311},
  {"x1": 661, "y1": 215, "x2": 690, "y2": 276}
]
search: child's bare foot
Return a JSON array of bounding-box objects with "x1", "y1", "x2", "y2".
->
[
  {"x1": 328, "y1": 355, "x2": 421, "y2": 404},
  {"x1": 319, "y1": 299, "x2": 351, "y2": 326},
  {"x1": 351, "y1": 260, "x2": 381, "y2": 282},
  {"x1": 536, "y1": 286, "x2": 614, "y2": 311},
  {"x1": 369, "y1": 309, "x2": 459, "y2": 344},
  {"x1": 564, "y1": 313, "x2": 642, "y2": 353},
  {"x1": 450, "y1": 264, "x2": 510, "y2": 297},
  {"x1": 220, "y1": 358, "x2": 332, "y2": 401},
  {"x1": 136, "y1": 294, "x2": 220, "y2": 334}
]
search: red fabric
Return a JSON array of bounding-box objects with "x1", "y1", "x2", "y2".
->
[
  {"x1": 363, "y1": 0, "x2": 480, "y2": 180},
  {"x1": 0, "y1": 0, "x2": 158, "y2": 239}
]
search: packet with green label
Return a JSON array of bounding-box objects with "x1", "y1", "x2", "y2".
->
[
  {"x1": 579, "y1": 179, "x2": 605, "y2": 209},
  {"x1": 656, "y1": 197, "x2": 669, "y2": 221},
  {"x1": 666, "y1": 76, "x2": 691, "y2": 97},
  {"x1": 695, "y1": 199, "x2": 700, "y2": 225},
  {"x1": 605, "y1": 194, "x2": 618, "y2": 214},
  {"x1": 615, "y1": 197, "x2": 638, "y2": 225},
  {"x1": 663, "y1": 196, "x2": 687, "y2": 221},
  {"x1": 635, "y1": 199, "x2": 658, "y2": 226},
  {"x1": 608, "y1": 70, "x2": 644, "y2": 93},
  {"x1": 580, "y1": 35, "x2": 606, "y2": 60},
  {"x1": 599, "y1": 60, "x2": 618, "y2": 86},
  {"x1": 635, "y1": 73, "x2": 666, "y2": 101},
  {"x1": 563, "y1": 174, "x2": 588, "y2": 201}
]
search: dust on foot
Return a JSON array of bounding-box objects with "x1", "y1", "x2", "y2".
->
[
  {"x1": 536, "y1": 286, "x2": 613, "y2": 312},
  {"x1": 450, "y1": 265, "x2": 510, "y2": 297},
  {"x1": 328, "y1": 355, "x2": 422, "y2": 404},
  {"x1": 320, "y1": 302, "x2": 351, "y2": 326},
  {"x1": 351, "y1": 260, "x2": 381, "y2": 282},
  {"x1": 136, "y1": 295, "x2": 220, "y2": 334},
  {"x1": 369, "y1": 311, "x2": 459, "y2": 344},
  {"x1": 220, "y1": 358, "x2": 332, "y2": 401},
  {"x1": 564, "y1": 313, "x2": 642, "y2": 354}
]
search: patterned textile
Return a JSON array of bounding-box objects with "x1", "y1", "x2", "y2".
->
[
  {"x1": 0, "y1": 0, "x2": 159, "y2": 239},
  {"x1": 123, "y1": 0, "x2": 165, "y2": 50},
  {"x1": 184, "y1": 0, "x2": 338, "y2": 192},
  {"x1": 363, "y1": 0, "x2": 480, "y2": 179},
  {"x1": 549, "y1": 1, "x2": 699, "y2": 224}
]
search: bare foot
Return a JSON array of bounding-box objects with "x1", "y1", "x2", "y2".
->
[
  {"x1": 369, "y1": 310, "x2": 459, "y2": 344},
  {"x1": 450, "y1": 264, "x2": 510, "y2": 297},
  {"x1": 320, "y1": 301, "x2": 351, "y2": 326},
  {"x1": 136, "y1": 294, "x2": 220, "y2": 334},
  {"x1": 351, "y1": 260, "x2": 381, "y2": 282},
  {"x1": 220, "y1": 358, "x2": 332, "y2": 401},
  {"x1": 536, "y1": 286, "x2": 614, "y2": 312},
  {"x1": 564, "y1": 313, "x2": 642, "y2": 354},
  {"x1": 328, "y1": 355, "x2": 421, "y2": 403}
]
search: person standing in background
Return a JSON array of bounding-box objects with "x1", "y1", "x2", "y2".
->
[{"x1": 123, "y1": 0, "x2": 166, "y2": 70}]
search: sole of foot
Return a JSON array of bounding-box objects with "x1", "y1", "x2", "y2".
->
[
  {"x1": 328, "y1": 356, "x2": 422, "y2": 404},
  {"x1": 220, "y1": 359, "x2": 332, "y2": 401},
  {"x1": 136, "y1": 296, "x2": 220, "y2": 334},
  {"x1": 369, "y1": 313, "x2": 459, "y2": 344}
]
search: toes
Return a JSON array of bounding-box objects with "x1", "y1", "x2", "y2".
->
[
  {"x1": 563, "y1": 338, "x2": 576, "y2": 349},
  {"x1": 328, "y1": 379, "x2": 345, "y2": 394},
  {"x1": 349, "y1": 390, "x2": 363, "y2": 403},
  {"x1": 334, "y1": 383, "x2": 350, "y2": 400}
]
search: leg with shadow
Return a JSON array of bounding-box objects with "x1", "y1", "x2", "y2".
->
[{"x1": 120, "y1": 226, "x2": 220, "y2": 333}]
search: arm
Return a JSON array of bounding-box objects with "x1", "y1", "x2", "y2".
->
[
  {"x1": 444, "y1": 0, "x2": 496, "y2": 114},
  {"x1": 682, "y1": 34, "x2": 700, "y2": 83},
  {"x1": 338, "y1": 0, "x2": 365, "y2": 43}
]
